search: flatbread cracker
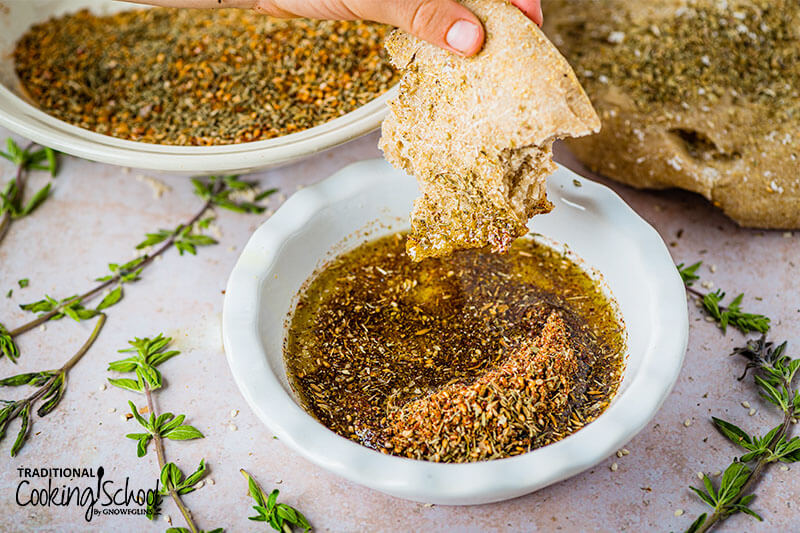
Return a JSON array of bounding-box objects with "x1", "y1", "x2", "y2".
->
[{"x1": 379, "y1": 0, "x2": 600, "y2": 260}]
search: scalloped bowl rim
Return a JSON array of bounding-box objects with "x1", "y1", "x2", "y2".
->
[{"x1": 222, "y1": 159, "x2": 688, "y2": 505}]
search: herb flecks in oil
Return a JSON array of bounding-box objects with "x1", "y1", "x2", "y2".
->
[{"x1": 286, "y1": 233, "x2": 625, "y2": 463}]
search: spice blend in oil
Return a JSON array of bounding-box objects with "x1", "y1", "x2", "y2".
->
[
  {"x1": 285, "y1": 233, "x2": 625, "y2": 463},
  {"x1": 13, "y1": 8, "x2": 398, "y2": 145}
]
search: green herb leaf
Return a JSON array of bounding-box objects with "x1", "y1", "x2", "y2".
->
[
  {"x1": 241, "y1": 469, "x2": 311, "y2": 532},
  {"x1": 36, "y1": 373, "x2": 65, "y2": 416},
  {"x1": 44, "y1": 147, "x2": 57, "y2": 176},
  {"x1": 136, "y1": 229, "x2": 171, "y2": 250},
  {"x1": 683, "y1": 512, "x2": 707, "y2": 533},
  {"x1": 163, "y1": 424, "x2": 204, "y2": 441},
  {"x1": 96, "y1": 286, "x2": 123, "y2": 311},
  {"x1": 0, "y1": 371, "x2": 54, "y2": 387},
  {"x1": 712, "y1": 418, "x2": 754, "y2": 450},
  {"x1": 701, "y1": 290, "x2": 770, "y2": 334},
  {"x1": 0, "y1": 323, "x2": 20, "y2": 364},
  {"x1": 677, "y1": 261, "x2": 702, "y2": 286},
  {"x1": 19, "y1": 183, "x2": 51, "y2": 217},
  {"x1": 108, "y1": 377, "x2": 142, "y2": 393},
  {"x1": 10, "y1": 402, "x2": 30, "y2": 457},
  {"x1": 17, "y1": 279, "x2": 28, "y2": 288}
]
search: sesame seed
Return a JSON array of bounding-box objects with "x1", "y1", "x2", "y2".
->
[
  {"x1": 674, "y1": 509, "x2": 684, "y2": 517},
  {"x1": 208, "y1": 479, "x2": 215, "y2": 485},
  {"x1": 749, "y1": 408, "x2": 757, "y2": 416},
  {"x1": 607, "y1": 31, "x2": 625, "y2": 44},
  {"x1": 229, "y1": 424, "x2": 238, "y2": 431},
  {"x1": 621, "y1": 448, "x2": 630, "y2": 456},
  {"x1": 610, "y1": 462, "x2": 619, "y2": 471},
  {"x1": 684, "y1": 418, "x2": 693, "y2": 427},
  {"x1": 701, "y1": 280, "x2": 714, "y2": 289},
  {"x1": 120, "y1": 414, "x2": 128, "y2": 422},
  {"x1": 99, "y1": 383, "x2": 107, "y2": 391},
  {"x1": 195, "y1": 481, "x2": 204, "y2": 489},
  {"x1": 704, "y1": 316, "x2": 716, "y2": 322},
  {"x1": 780, "y1": 465, "x2": 789, "y2": 471},
  {"x1": 39, "y1": 324, "x2": 46, "y2": 332},
  {"x1": 709, "y1": 264, "x2": 717, "y2": 273},
  {"x1": 741, "y1": 401, "x2": 751, "y2": 408},
  {"x1": 230, "y1": 409, "x2": 239, "y2": 418},
  {"x1": 713, "y1": 470, "x2": 721, "y2": 476},
  {"x1": 108, "y1": 407, "x2": 116, "y2": 413},
  {"x1": 616, "y1": 450, "x2": 624, "y2": 458},
  {"x1": 697, "y1": 471, "x2": 704, "y2": 479},
  {"x1": 783, "y1": 232, "x2": 793, "y2": 238}
]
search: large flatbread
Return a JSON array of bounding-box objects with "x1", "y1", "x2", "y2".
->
[
  {"x1": 544, "y1": 0, "x2": 800, "y2": 229},
  {"x1": 379, "y1": 0, "x2": 600, "y2": 261}
]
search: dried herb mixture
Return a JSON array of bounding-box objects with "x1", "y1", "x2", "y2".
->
[
  {"x1": 13, "y1": 8, "x2": 398, "y2": 145},
  {"x1": 285, "y1": 233, "x2": 625, "y2": 462}
]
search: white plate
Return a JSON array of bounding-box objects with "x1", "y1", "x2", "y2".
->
[
  {"x1": 0, "y1": 1, "x2": 395, "y2": 172},
  {"x1": 222, "y1": 159, "x2": 688, "y2": 505}
]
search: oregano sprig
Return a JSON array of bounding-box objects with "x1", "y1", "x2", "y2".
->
[
  {"x1": 241, "y1": 469, "x2": 312, "y2": 533},
  {"x1": 676, "y1": 261, "x2": 770, "y2": 335},
  {"x1": 108, "y1": 334, "x2": 220, "y2": 533},
  {"x1": 677, "y1": 261, "x2": 796, "y2": 531},
  {"x1": 0, "y1": 138, "x2": 58, "y2": 244},
  {"x1": 683, "y1": 335, "x2": 799, "y2": 532}
]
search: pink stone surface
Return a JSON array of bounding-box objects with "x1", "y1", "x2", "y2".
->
[{"x1": 0, "y1": 127, "x2": 797, "y2": 532}]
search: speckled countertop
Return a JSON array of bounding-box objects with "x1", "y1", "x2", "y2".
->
[{"x1": 0, "y1": 127, "x2": 797, "y2": 532}]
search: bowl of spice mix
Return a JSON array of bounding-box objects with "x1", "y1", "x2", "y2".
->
[
  {"x1": 0, "y1": 1, "x2": 398, "y2": 171},
  {"x1": 222, "y1": 158, "x2": 689, "y2": 504}
]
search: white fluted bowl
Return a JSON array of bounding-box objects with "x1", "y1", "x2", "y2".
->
[{"x1": 222, "y1": 159, "x2": 688, "y2": 504}]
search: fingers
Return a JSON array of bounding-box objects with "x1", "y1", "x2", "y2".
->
[
  {"x1": 510, "y1": 0, "x2": 543, "y2": 26},
  {"x1": 350, "y1": 0, "x2": 485, "y2": 56},
  {"x1": 252, "y1": 0, "x2": 542, "y2": 56}
]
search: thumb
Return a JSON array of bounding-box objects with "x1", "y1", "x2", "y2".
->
[{"x1": 360, "y1": 0, "x2": 485, "y2": 56}]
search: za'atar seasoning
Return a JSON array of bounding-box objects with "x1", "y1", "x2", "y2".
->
[
  {"x1": 13, "y1": 8, "x2": 398, "y2": 146},
  {"x1": 285, "y1": 233, "x2": 626, "y2": 463}
]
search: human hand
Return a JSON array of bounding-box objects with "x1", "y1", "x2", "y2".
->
[
  {"x1": 130, "y1": 0, "x2": 543, "y2": 56},
  {"x1": 253, "y1": 0, "x2": 543, "y2": 56}
]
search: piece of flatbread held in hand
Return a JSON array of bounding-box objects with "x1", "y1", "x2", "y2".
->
[{"x1": 379, "y1": 0, "x2": 600, "y2": 261}]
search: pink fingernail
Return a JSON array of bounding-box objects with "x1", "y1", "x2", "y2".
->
[{"x1": 446, "y1": 20, "x2": 480, "y2": 54}]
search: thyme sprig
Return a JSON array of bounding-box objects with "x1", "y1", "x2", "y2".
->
[
  {"x1": 0, "y1": 138, "x2": 58, "y2": 244},
  {"x1": 677, "y1": 262, "x2": 770, "y2": 334},
  {"x1": 1, "y1": 173, "x2": 275, "y2": 456},
  {"x1": 108, "y1": 334, "x2": 221, "y2": 533},
  {"x1": 0, "y1": 314, "x2": 105, "y2": 455},
  {"x1": 241, "y1": 469, "x2": 312, "y2": 533},
  {"x1": 0, "y1": 174, "x2": 276, "y2": 362},
  {"x1": 684, "y1": 336, "x2": 799, "y2": 533}
]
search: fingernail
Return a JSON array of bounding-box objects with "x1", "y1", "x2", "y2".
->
[
  {"x1": 537, "y1": 3, "x2": 544, "y2": 26},
  {"x1": 446, "y1": 20, "x2": 481, "y2": 54}
]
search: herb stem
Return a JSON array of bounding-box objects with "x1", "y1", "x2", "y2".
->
[
  {"x1": 143, "y1": 380, "x2": 199, "y2": 533},
  {"x1": 0, "y1": 143, "x2": 33, "y2": 245},
  {"x1": 695, "y1": 408, "x2": 793, "y2": 533},
  {"x1": 0, "y1": 211, "x2": 10, "y2": 245},
  {"x1": 7, "y1": 198, "x2": 213, "y2": 339},
  {"x1": 61, "y1": 313, "x2": 107, "y2": 373}
]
